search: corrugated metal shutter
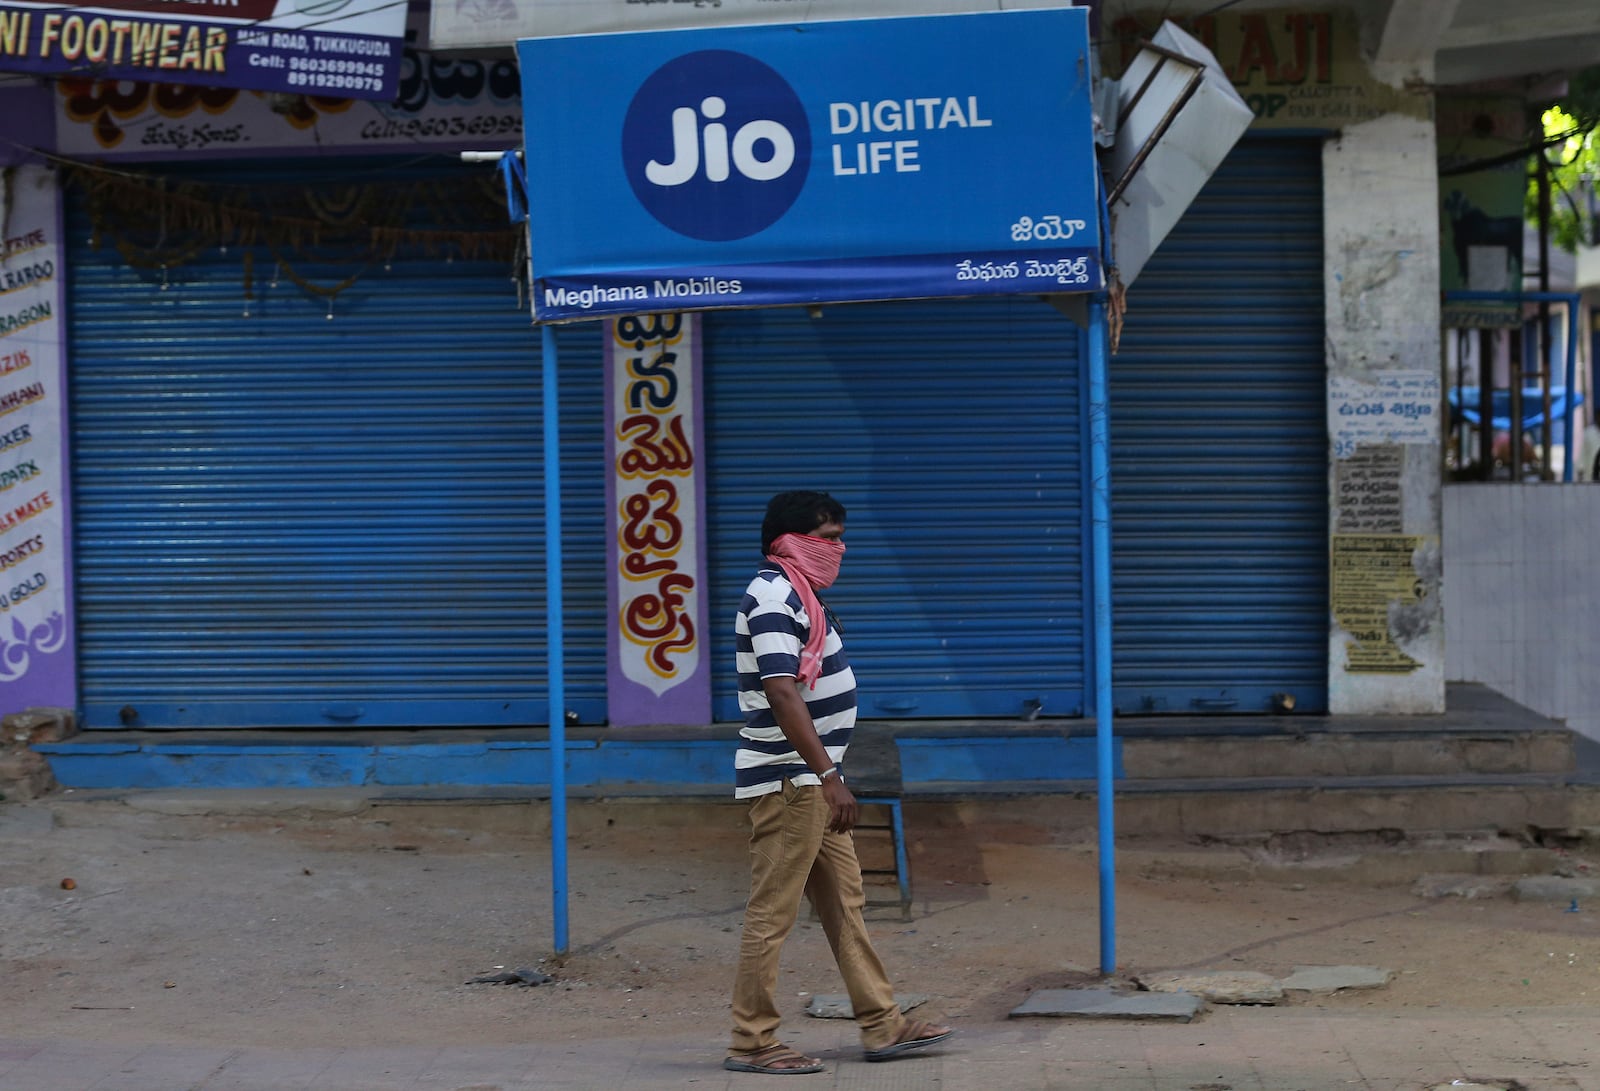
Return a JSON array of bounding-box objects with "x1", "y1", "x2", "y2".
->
[
  {"x1": 66, "y1": 160, "x2": 607, "y2": 730},
  {"x1": 704, "y1": 298, "x2": 1087, "y2": 721},
  {"x1": 703, "y1": 137, "x2": 1326, "y2": 722},
  {"x1": 1110, "y1": 137, "x2": 1329, "y2": 714}
]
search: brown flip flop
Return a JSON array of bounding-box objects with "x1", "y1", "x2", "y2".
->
[
  {"x1": 723, "y1": 1042, "x2": 825, "y2": 1075},
  {"x1": 863, "y1": 1019, "x2": 954, "y2": 1062}
]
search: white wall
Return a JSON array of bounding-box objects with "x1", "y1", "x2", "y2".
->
[
  {"x1": 1444, "y1": 484, "x2": 1600, "y2": 741},
  {"x1": 1324, "y1": 113, "x2": 1447, "y2": 714}
]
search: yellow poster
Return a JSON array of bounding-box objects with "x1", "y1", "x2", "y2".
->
[{"x1": 1330, "y1": 534, "x2": 1431, "y2": 674}]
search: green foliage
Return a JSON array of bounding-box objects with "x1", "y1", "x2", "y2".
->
[
  {"x1": 1525, "y1": 68, "x2": 1600, "y2": 253},
  {"x1": 1565, "y1": 66, "x2": 1600, "y2": 129}
]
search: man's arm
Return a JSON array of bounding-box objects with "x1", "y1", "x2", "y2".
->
[{"x1": 760, "y1": 676, "x2": 857, "y2": 833}]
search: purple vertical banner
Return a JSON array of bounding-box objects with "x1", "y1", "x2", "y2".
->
[
  {"x1": 604, "y1": 312, "x2": 711, "y2": 727},
  {"x1": 0, "y1": 162, "x2": 75, "y2": 714}
]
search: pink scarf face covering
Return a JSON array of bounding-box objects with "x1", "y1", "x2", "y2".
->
[{"x1": 766, "y1": 532, "x2": 846, "y2": 687}]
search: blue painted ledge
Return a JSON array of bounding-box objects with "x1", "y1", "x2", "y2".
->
[{"x1": 34, "y1": 731, "x2": 1120, "y2": 793}]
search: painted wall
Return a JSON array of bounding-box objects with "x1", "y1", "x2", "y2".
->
[
  {"x1": 1444, "y1": 484, "x2": 1600, "y2": 743},
  {"x1": 1322, "y1": 111, "x2": 1446, "y2": 714}
]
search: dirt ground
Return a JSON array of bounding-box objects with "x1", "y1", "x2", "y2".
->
[{"x1": 1, "y1": 793, "x2": 1598, "y2": 1050}]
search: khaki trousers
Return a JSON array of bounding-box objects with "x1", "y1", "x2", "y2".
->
[{"x1": 729, "y1": 778, "x2": 904, "y2": 1054}]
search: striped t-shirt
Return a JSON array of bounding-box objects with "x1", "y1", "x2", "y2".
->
[{"x1": 733, "y1": 565, "x2": 857, "y2": 798}]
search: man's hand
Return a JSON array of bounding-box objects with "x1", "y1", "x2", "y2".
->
[
  {"x1": 760, "y1": 676, "x2": 856, "y2": 832},
  {"x1": 822, "y1": 775, "x2": 857, "y2": 833}
]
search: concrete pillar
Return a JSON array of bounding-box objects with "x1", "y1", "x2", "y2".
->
[{"x1": 1323, "y1": 111, "x2": 1446, "y2": 714}]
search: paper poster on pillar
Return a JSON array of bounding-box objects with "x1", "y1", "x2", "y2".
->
[
  {"x1": 604, "y1": 313, "x2": 711, "y2": 727},
  {"x1": 0, "y1": 163, "x2": 75, "y2": 714},
  {"x1": 1330, "y1": 534, "x2": 1435, "y2": 675}
]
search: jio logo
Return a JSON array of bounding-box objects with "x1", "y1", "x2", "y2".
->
[{"x1": 622, "y1": 50, "x2": 811, "y2": 241}]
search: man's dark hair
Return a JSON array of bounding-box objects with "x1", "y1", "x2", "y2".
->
[{"x1": 761, "y1": 491, "x2": 846, "y2": 555}]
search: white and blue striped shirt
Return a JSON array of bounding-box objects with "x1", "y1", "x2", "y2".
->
[{"x1": 733, "y1": 565, "x2": 856, "y2": 798}]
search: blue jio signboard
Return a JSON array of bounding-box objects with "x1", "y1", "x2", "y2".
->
[{"x1": 517, "y1": 9, "x2": 1102, "y2": 322}]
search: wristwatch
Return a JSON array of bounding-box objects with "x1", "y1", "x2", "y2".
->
[{"x1": 820, "y1": 766, "x2": 844, "y2": 783}]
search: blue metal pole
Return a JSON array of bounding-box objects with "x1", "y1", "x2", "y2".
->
[
  {"x1": 1077, "y1": 322, "x2": 1097, "y2": 710},
  {"x1": 1563, "y1": 301, "x2": 1579, "y2": 482},
  {"x1": 1592, "y1": 308, "x2": 1599, "y2": 468},
  {"x1": 541, "y1": 323, "x2": 569, "y2": 955},
  {"x1": 1086, "y1": 294, "x2": 1116, "y2": 975}
]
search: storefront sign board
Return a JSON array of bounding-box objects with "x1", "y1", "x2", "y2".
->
[
  {"x1": 605, "y1": 313, "x2": 710, "y2": 727},
  {"x1": 0, "y1": 164, "x2": 75, "y2": 713},
  {"x1": 517, "y1": 9, "x2": 1103, "y2": 322},
  {"x1": 0, "y1": 1, "x2": 407, "y2": 101}
]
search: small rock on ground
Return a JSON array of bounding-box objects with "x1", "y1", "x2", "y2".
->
[
  {"x1": 1134, "y1": 970, "x2": 1282, "y2": 1005},
  {"x1": 1279, "y1": 965, "x2": 1393, "y2": 993}
]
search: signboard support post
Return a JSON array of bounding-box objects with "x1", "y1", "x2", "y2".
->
[
  {"x1": 541, "y1": 323, "x2": 570, "y2": 955},
  {"x1": 1086, "y1": 293, "x2": 1117, "y2": 976}
]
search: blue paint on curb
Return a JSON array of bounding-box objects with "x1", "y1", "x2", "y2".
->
[
  {"x1": 35, "y1": 734, "x2": 1122, "y2": 792},
  {"x1": 897, "y1": 735, "x2": 1113, "y2": 782}
]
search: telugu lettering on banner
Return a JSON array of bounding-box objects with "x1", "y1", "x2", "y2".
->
[
  {"x1": 1334, "y1": 444, "x2": 1403, "y2": 533},
  {"x1": 53, "y1": 32, "x2": 523, "y2": 159},
  {"x1": 0, "y1": 164, "x2": 75, "y2": 712},
  {"x1": 604, "y1": 313, "x2": 710, "y2": 727}
]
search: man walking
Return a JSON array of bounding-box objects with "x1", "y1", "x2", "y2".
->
[{"x1": 724, "y1": 491, "x2": 952, "y2": 1075}]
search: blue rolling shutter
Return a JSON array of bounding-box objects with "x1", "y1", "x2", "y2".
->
[
  {"x1": 68, "y1": 138, "x2": 1324, "y2": 732},
  {"x1": 704, "y1": 298, "x2": 1087, "y2": 721},
  {"x1": 1110, "y1": 137, "x2": 1329, "y2": 714},
  {"x1": 704, "y1": 138, "x2": 1326, "y2": 723},
  {"x1": 66, "y1": 160, "x2": 607, "y2": 730}
]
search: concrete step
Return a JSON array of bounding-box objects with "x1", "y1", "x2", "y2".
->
[
  {"x1": 29, "y1": 685, "x2": 1594, "y2": 842},
  {"x1": 1118, "y1": 728, "x2": 1575, "y2": 780},
  {"x1": 905, "y1": 778, "x2": 1600, "y2": 840},
  {"x1": 51, "y1": 787, "x2": 1600, "y2": 886},
  {"x1": 67, "y1": 767, "x2": 1600, "y2": 846}
]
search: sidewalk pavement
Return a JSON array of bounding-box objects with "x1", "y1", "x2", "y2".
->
[
  {"x1": 6, "y1": 788, "x2": 1600, "y2": 1091},
  {"x1": 4, "y1": 1006, "x2": 1599, "y2": 1091}
]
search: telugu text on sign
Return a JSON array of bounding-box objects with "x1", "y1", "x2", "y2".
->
[{"x1": 605, "y1": 312, "x2": 711, "y2": 726}]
